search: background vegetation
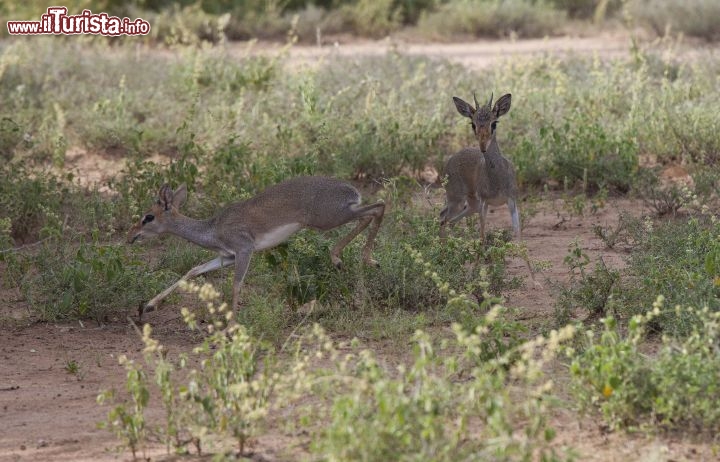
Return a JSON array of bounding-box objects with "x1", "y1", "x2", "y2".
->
[{"x1": 3, "y1": 0, "x2": 720, "y2": 42}]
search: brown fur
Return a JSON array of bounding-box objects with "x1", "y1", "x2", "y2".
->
[
  {"x1": 128, "y1": 176, "x2": 385, "y2": 318},
  {"x1": 440, "y1": 93, "x2": 520, "y2": 240}
]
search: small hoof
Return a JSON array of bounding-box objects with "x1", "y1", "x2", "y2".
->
[
  {"x1": 331, "y1": 255, "x2": 344, "y2": 269},
  {"x1": 138, "y1": 302, "x2": 156, "y2": 320},
  {"x1": 363, "y1": 258, "x2": 379, "y2": 268}
]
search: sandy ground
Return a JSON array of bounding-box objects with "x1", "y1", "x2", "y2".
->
[{"x1": 2, "y1": 35, "x2": 718, "y2": 461}]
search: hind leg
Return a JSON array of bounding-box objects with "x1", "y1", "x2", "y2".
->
[
  {"x1": 330, "y1": 202, "x2": 385, "y2": 268},
  {"x1": 361, "y1": 202, "x2": 385, "y2": 265},
  {"x1": 440, "y1": 200, "x2": 469, "y2": 238}
]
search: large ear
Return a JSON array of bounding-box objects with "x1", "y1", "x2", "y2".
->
[
  {"x1": 493, "y1": 93, "x2": 512, "y2": 117},
  {"x1": 172, "y1": 184, "x2": 187, "y2": 209},
  {"x1": 158, "y1": 184, "x2": 173, "y2": 210},
  {"x1": 453, "y1": 96, "x2": 475, "y2": 118}
]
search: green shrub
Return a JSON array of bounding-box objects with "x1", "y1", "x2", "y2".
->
[
  {"x1": 340, "y1": 0, "x2": 402, "y2": 37},
  {"x1": 548, "y1": 0, "x2": 623, "y2": 20},
  {"x1": 143, "y1": 3, "x2": 230, "y2": 45},
  {"x1": 554, "y1": 241, "x2": 620, "y2": 326},
  {"x1": 570, "y1": 300, "x2": 720, "y2": 433},
  {"x1": 629, "y1": 0, "x2": 720, "y2": 41},
  {"x1": 416, "y1": 0, "x2": 566, "y2": 40},
  {"x1": 22, "y1": 236, "x2": 172, "y2": 321},
  {"x1": 311, "y1": 317, "x2": 573, "y2": 461},
  {"x1": 97, "y1": 355, "x2": 150, "y2": 460},
  {"x1": 618, "y1": 216, "x2": 720, "y2": 335},
  {"x1": 558, "y1": 214, "x2": 719, "y2": 336},
  {"x1": 99, "y1": 278, "x2": 570, "y2": 460},
  {"x1": 0, "y1": 117, "x2": 23, "y2": 160},
  {"x1": 0, "y1": 164, "x2": 66, "y2": 243},
  {"x1": 523, "y1": 115, "x2": 639, "y2": 193}
]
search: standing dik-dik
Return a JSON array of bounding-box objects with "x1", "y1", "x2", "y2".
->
[
  {"x1": 128, "y1": 176, "x2": 385, "y2": 318},
  {"x1": 439, "y1": 92, "x2": 520, "y2": 240}
]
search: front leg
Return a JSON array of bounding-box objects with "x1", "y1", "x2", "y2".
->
[
  {"x1": 141, "y1": 255, "x2": 235, "y2": 319},
  {"x1": 507, "y1": 198, "x2": 521, "y2": 239},
  {"x1": 480, "y1": 200, "x2": 489, "y2": 242}
]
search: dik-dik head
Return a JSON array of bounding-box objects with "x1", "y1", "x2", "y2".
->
[
  {"x1": 127, "y1": 184, "x2": 187, "y2": 244},
  {"x1": 453, "y1": 93, "x2": 512, "y2": 154}
]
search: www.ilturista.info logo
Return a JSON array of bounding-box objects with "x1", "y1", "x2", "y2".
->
[{"x1": 7, "y1": 7, "x2": 151, "y2": 36}]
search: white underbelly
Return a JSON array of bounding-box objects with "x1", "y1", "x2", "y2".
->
[{"x1": 254, "y1": 223, "x2": 302, "y2": 251}]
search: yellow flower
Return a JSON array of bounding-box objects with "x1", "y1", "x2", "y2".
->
[{"x1": 602, "y1": 384, "x2": 613, "y2": 398}]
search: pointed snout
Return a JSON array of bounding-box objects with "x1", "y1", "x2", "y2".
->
[
  {"x1": 477, "y1": 131, "x2": 492, "y2": 154},
  {"x1": 127, "y1": 225, "x2": 142, "y2": 244}
]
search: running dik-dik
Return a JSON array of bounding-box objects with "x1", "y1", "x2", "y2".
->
[
  {"x1": 128, "y1": 176, "x2": 385, "y2": 318},
  {"x1": 440, "y1": 93, "x2": 520, "y2": 240}
]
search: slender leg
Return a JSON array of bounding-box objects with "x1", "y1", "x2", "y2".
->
[
  {"x1": 440, "y1": 200, "x2": 470, "y2": 238},
  {"x1": 331, "y1": 202, "x2": 385, "y2": 267},
  {"x1": 142, "y1": 255, "x2": 235, "y2": 318},
  {"x1": 439, "y1": 206, "x2": 449, "y2": 239},
  {"x1": 447, "y1": 204, "x2": 471, "y2": 225},
  {"x1": 331, "y1": 217, "x2": 373, "y2": 268},
  {"x1": 361, "y1": 203, "x2": 385, "y2": 265},
  {"x1": 508, "y1": 198, "x2": 521, "y2": 239},
  {"x1": 231, "y1": 247, "x2": 253, "y2": 311},
  {"x1": 480, "y1": 200, "x2": 489, "y2": 242}
]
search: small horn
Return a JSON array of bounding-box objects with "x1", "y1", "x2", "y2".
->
[
  {"x1": 473, "y1": 91, "x2": 479, "y2": 110},
  {"x1": 487, "y1": 92, "x2": 494, "y2": 108}
]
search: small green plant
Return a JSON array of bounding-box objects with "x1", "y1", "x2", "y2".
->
[
  {"x1": 555, "y1": 240, "x2": 620, "y2": 326},
  {"x1": 563, "y1": 239, "x2": 590, "y2": 277},
  {"x1": 637, "y1": 171, "x2": 696, "y2": 217},
  {"x1": 176, "y1": 284, "x2": 276, "y2": 456},
  {"x1": 64, "y1": 359, "x2": 80, "y2": 376},
  {"x1": 99, "y1": 282, "x2": 282, "y2": 458},
  {"x1": 406, "y1": 244, "x2": 527, "y2": 357},
  {"x1": 591, "y1": 211, "x2": 642, "y2": 250},
  {"x1": 97, "y1": 355, "x2": 150, "y2": 460}
]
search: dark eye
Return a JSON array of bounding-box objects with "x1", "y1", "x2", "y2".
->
[
  {"x1": 142, "y1": 214, "x2": 155, "y2": 225},
  {"x1": 491, "y1": 121, "x2": 498, "y2": 132}
]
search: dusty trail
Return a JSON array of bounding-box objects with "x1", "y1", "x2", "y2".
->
[{"x1": 246, "y1": 34, "x2": 632, "y2": 70}]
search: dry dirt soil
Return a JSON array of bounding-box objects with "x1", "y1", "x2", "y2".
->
[{"x1": 2, "y1": 36, "x2": 718, "y2": 461}]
